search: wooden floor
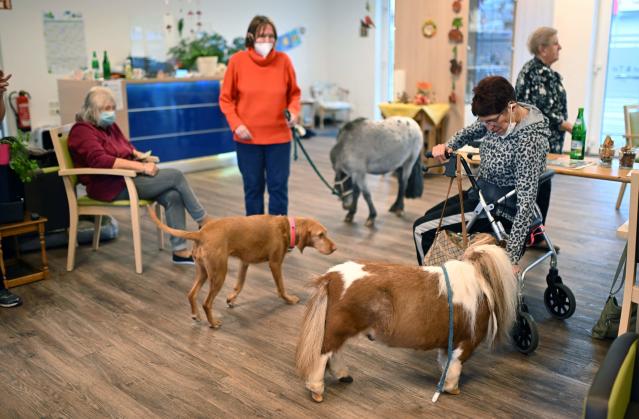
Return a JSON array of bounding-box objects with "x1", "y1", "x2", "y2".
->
[{"x1": 0, "y1": 132, "x2": 629, "y2": 418}]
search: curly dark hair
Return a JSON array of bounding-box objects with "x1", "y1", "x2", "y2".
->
[
  {"x1": 244, "y1": 15, "x2": 278, "y2": 48},
  {"x1": 471, "y1": 76, "x2": 515, "y2": 117}
]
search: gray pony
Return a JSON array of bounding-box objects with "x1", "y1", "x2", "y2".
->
[{"x1": 330, "y1": 116, "x2": 423, "y2": 227}]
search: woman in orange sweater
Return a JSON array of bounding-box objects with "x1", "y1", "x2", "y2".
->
[{"x1": 220, "y1": 15, "x2": 301, "y2": 216}]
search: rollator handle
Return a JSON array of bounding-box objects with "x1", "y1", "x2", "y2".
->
[{"x1": 424, "y1": 149, "x2": 452, "y2": 159}]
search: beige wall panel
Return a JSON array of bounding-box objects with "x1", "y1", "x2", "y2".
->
[{"x1": 395, "y1": 0, "x2": 469, "y2": 140}]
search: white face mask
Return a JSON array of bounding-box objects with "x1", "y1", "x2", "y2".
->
[
  {"x1": 499, "y1": 103, "x2": 517, "y2": 138},
  {"x1": 254, "y1": 42, "x2": 273, "y2": 57}
]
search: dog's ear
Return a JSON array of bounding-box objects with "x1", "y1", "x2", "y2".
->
[{"x1": 296, "y1": 218, "x2": 310, "y2": 253}]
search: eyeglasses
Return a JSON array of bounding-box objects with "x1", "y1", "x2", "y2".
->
[
  {"x1": 477, "y1": 113, "x2": 503, "y2": 128},
  {"x1": 477, "y1": 103, "x2": 513, "y2": 128}
]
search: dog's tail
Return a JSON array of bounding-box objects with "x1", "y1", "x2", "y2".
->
[
  {"x1": 147, "y1": 206, "x2": 201, "y2": 242},
  {"x1": 296, "y1": 275, "x2": 330, "y2": 379},
  {"x1": 463, "y1": 244, "x2": 517, "y2": 347}
]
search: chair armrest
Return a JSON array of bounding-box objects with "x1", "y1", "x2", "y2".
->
[{"x1": 59, "y1": 168, "x2": 138, "y2": 177}]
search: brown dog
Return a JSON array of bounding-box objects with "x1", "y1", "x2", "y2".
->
[{"x1": 148, "y1": 209, "x2": 337, "y2": 328}]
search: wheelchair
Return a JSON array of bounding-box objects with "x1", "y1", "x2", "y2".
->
[{"x1": 415, "y1": 151, "x2": 576, "y2": 354}]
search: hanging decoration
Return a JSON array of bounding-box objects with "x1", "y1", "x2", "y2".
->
[
  {"x1": 422, "y1": 20, "x2": 437, "y2": 38},
  {"x1": 450, "y1": 46, "x2": 463, "y2": 76},
  {"x1": 177, "y1": 17, "x2": 184, "y2": 37},
  {"x1": 360, "y1": 0, "x2": 375, "y2": 37},
  {"x1": 448, "y1": 1, "x2": 463, "y2": 104},
  {"x1": 448, "y1": 17, "x2": 463, "y2": 43}
]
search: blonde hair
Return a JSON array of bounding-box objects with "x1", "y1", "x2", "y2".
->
[
  {"x1": 76, "y1": 86, "x2": 116, "y2": 125},
  {"x1": 527, "y1": 27, "x2": 558, "y2": 55}
]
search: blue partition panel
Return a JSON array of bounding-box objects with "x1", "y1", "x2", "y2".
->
[
  {"x1": 133, "y1": 130, "x2": 235, "y2": 163},
  {"x1": 127, "y1": 80, "x2": 220, "y2": 109},
  {"x1": 126, "y1": 80, "x2": 234, "y2": 162}
]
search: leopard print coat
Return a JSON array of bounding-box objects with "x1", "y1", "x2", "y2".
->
[
  {"x1": 515, "y1": 57, "x2": 568, "y2": 153},
  {"x1": 448, "y1": 104, "x2": 550, "y2": 263}
]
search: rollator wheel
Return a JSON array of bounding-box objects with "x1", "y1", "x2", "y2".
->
[
  {"x1": 512, "y1": 311, "x2": 539, "y2": 354},
  {"x1": 543, "y1": 283, "x2": 576, "y2": 320}
]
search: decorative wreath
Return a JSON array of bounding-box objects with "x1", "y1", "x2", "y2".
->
[{"x1": 422, "y1": 20, "x2": 437, "y2": 38}]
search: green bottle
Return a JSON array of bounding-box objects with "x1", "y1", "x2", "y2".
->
[
  {"x1": 570, "y1": 107, "x2": 586, "y2": 160},
  {"x1": 102, "y1": 51, "x2": 111, "y2": 80},
  {"x1": 91, "y1": 51, "x2": 100, "y2": 79}
]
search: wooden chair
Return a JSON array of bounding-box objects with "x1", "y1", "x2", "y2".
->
[
  {"x1": 310, "y1": 82, "x2": 352, "y2": 129},
  {"x1": 620, "y1": 171, "x2": 639, "y2": 335},
  {"x1": 615, "y1": 105, "x2": 639, "y2": 209},
  {"x1": 49, "y1": 125, "x2": 163, "y2": 274}
]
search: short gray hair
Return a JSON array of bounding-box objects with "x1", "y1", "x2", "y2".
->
[
  {"x1": 76, "y1": 86, "x2": 116, "y2": 125},
  {"x1": 528, "y1": 27, "x2": 558, "y2": 55}
]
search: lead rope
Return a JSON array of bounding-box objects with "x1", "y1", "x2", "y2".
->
[
  {"x1": 285, "y1": 110, "x2": 340, "y2": 197},
  {"x1": 432, "y1": 264, "x2": 454, "y2": 403}
]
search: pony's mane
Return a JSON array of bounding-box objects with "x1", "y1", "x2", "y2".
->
[{"x1": 462, "y1": 244, "x2": 517, "y2": 347}]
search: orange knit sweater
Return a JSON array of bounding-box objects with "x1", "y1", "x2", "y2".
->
[{"x1": 219, "y1": 48, "x2": 301, "y2": 145}]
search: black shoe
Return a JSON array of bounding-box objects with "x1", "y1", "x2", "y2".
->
[
  {"x1": 172, "y1": 254, "x2": 195, "y2": 265},
  {"x1": 0, "y1": 289, "x2": 23, "y2": 308}
]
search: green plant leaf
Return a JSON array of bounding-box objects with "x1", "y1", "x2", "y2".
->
[{"x1": 5, "y1": 131, "x2": 39, "y2": 183}]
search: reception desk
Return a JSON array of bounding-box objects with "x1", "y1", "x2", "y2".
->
[{"x1": 57, "y1": 78, "x2": 235, "y2": 163}]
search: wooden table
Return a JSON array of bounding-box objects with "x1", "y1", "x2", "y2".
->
[
  {"x1": 461, "y1": 152, "x2": 637, "y2": 183},
  {"x1": 0, "y1": 214, "x2": 49, "y2": 288},
  {"x1": 545, "y1": 153, "x2": 637, "y2": 183}
]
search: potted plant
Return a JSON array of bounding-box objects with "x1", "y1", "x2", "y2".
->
[
  {"x1": 1, "y1": 130, "x2": 39, "y2": 183},
  {"x1": 0, "y1": 131, "x2": 39, "y2": 224},
  {"x1": 167, "y1": 31, "x2": 244, "y2": 70}
]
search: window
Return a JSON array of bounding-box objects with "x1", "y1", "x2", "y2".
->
[
  {"x1": 465, "y1": 0, "x2": 516, "y2": 103},
  {"x1": 600, "y1": 0, "x2": 639, "y2": 147}
]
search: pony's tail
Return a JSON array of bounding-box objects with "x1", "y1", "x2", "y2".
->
[
  {"x1": 463, "y1": 244, "x2": 517, "y2": 347},
  {"x1": 296, "y1": 276, "x2": 330, "y2": 379},
  {"x1": 147, "y1": 206, "x2": 201, "y2": 242}
]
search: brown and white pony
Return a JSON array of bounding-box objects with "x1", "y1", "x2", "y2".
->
[{"x1": 295, "y1": 243, "x2": 517, "y2": 402}]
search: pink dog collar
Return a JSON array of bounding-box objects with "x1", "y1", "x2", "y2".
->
[{"x1": 288, "y1": 217, "x2": 296, "y2": 249}]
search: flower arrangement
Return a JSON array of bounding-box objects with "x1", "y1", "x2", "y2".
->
[{"x1": 413, "y1": 81, "x2": 435, "y2": 105}]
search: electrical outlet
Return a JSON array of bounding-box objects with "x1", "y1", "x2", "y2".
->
[{"x1": 48, "y1": 101, "x2": 60, "y2": 116}]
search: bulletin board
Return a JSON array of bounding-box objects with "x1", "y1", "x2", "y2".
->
[{"x1": 42, "y1": 11, "x2": 88, "y2": 74}]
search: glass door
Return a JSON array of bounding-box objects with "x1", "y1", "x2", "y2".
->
[
  {"x1": 465, "y1": 0, "x2": 516, "y2": 103},
  {"x1": 600, "y1": 0, "x2": 639, "y2": 147}
]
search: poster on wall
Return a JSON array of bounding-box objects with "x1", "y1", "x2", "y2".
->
[
  {"x1": 276, "y1": 27, "x2": 304, "y2": 52},
  {"x1": 43, "y1": 11, "x2": 88, "y2": 74}
]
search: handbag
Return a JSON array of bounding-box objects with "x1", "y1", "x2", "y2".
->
[
  {"x1": 592, "y1": 245, "x2": 637, "y2": 339},
  {"x1": 423, "y1": 154, "x2": 491, "y2": 266}
]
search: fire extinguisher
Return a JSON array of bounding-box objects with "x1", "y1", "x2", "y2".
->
[{"x1": 8, "y1": 90, "x2": 32, "y2": 132}]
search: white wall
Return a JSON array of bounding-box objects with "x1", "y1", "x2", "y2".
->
[
  {"x1": 552, "y1": 0, "x2": 599, "y2": 140},
  {"x1": 323, "y1": 0, "x2": 381, "y2": 120},
  {"x1": 0, "y1": 0, "x2": 336, "y2": 130}
]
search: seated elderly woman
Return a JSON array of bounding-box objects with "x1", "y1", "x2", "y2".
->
[
  {"x1": 68, "y1": 86, "x2": 211, "y2": 265},
  {"x1": 413, "y1": 76, "x2": 550, "y2": 269}
]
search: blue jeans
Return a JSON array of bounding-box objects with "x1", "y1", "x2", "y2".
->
[
  {"x1": 115, "y1": 168, "x2": 207, "y2": 251},
  {"x1": 235, "y1": 141, "x2": 291, "y2": 216}
]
